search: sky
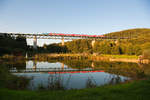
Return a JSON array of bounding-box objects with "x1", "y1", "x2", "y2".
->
[{"x1": 0, "y1": 0, "x2": 150, "y2": 46}]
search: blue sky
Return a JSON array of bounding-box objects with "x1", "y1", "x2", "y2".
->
[{"x1": 0, "y1": 0, "x2": 150, "y2": 46}]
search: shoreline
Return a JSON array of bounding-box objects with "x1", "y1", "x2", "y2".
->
[
  {"x1": 33, "y1": 54, "x2": 150, "y2": 64},
  {"x1": 1, "y1": 54, "x2": 150, "y2": 64}
]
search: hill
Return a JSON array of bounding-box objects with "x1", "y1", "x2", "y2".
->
[
  {"x1": 9, "y1": 28, "x2": 149, "y2": 58},
  {"x1": 62, "y1": 28, "x2": 150, "y2": 58},
  {"x1": 105, "y1": 28, "x2": 150, "y2": 39}
]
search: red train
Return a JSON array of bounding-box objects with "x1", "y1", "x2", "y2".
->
[{"x1": 42, "y1": 33, "x2": 104, "y2": 38}]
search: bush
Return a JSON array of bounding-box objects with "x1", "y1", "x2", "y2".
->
[{"x1": 0, "y1": 64, "x2": 30, "y2": 90}]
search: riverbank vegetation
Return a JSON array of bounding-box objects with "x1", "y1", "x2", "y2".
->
[
  {"x1": 0, "y1": 64, "x2": 30, "y2": 90},
  {"x1": 33, "y1": 53, "x2": 150, "y2": 64},
  {"x1": 1, "y1": 79, "x2": 150, "y2": 100}
]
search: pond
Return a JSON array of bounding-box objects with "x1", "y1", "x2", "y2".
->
[{"x1": 8, "y1": 60, "x2": 150, "y2": 90}]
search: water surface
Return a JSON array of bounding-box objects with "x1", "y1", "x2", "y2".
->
[{"x1": 9, "y1": 60, "x2": 149, "y2": 90}]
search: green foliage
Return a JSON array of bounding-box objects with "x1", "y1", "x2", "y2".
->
[
  {"x1": 65, "y1": 39, "x2": 92, "y2": 53},
  {"x1": 0, "y1": 64, "x2": 30, "y2": 90},
  {"x1": 62, "y1": 59, "x2": 92, "y2": 69},
  {"x1": 45, "y1": 44, "x2": 68, "y2": 53},
  {"x1": 0, "y1": 34, "x2": 27, "y2": 56},
  {"x1": 59, "y1": 28, "x2": 150, "y2": 56},
  {"x1": 35, "y1": 43, "x2": 68, "y2": 54},
  {"x1": 105, "y1": 28, "x2": 150, "y2": 39},
  {"x1": 93, "y1": 41, "x2": 112, "y2": 54}
]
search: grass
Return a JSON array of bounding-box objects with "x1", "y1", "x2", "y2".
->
[{"x1": 0, "y1": 79, "x2": 150, "y2": 100}]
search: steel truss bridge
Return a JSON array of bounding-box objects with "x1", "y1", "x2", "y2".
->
[
  {"x1": 0, "y1": 32, "x2": 130, "y2": 48},
  {"x1": 0, "y1": 32, "x2": 129, "y2": 40}
]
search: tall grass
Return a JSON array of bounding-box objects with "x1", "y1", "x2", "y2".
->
[
  {"x1": 0, "y1": 64, "x2": 30, "y2": 90},
  {"x1": 86, "y1": 77, "x2": 97, "y2": 88},
  {"x1": 37, "y1": 74, "x2": 65, "y2": 90}
]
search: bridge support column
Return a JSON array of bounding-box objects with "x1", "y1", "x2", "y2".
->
[
  {"x1": 61, "y1": 63, "x2": 64, "y2": 69},
  {"x1": 62, "y1": 37, "x2": 64, "y2": 46},
  {"x1": 91, "y1": 39, "x2": 96, "y2": 48},
  {"x1": 33, "y1": 36, "x2": 37, "y2": 49}
]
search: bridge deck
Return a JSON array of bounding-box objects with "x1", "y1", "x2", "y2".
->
[{"x1": 0, "y1": 33, "x2": 130, "y2": 40}]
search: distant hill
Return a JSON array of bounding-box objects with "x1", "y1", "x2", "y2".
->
[
  {"x1": 105, "y1": 28, "x2": 150, "y2": 40},
  {"x1": 37, "y1": 28, "x2": 150, "y2": 58},
  {"x1": 64, "y1": 28, "x2": 150, "y2": 55}
]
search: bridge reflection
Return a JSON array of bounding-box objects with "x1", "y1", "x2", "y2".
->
[
  {"x1": 9, "y1": 68, "x2": 103, "y2": 73},
  {"x1": 9, "y1": 60, "x2": 101, "y2": 73},
  {"x1": 48, "y1": 70, "x2": 104, "y2": 74}
]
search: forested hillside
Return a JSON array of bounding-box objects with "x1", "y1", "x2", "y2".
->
[
  {"x1": 1, "y1": 28, "x2": 149, "y2": 57},
  {"x1": 43, "y1": 28, "x2": 150, "y2": 57},
  {"x1": 92, "y1": 28, "x2": 150, "y2": 55},
  {"x1": 105, "y1": 28, "x2": 150, "y2": 39},
  {"x1": 0, "y1": 34, "x2": 27, "y2": 56}
]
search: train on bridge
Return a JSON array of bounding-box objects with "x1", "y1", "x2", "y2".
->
[
  {"x1": 42, "y1": 33, "x2": 105, "y2": 38},
  {"x1": 0, "y1": 32, "x2": 105, "y2": 38},
  {"x1": 0, "y1": 32, "x2": 129, "y2": 49}
]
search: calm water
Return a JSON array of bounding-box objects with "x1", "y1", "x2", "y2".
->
[
  {"x1": 8, "y1": 60, "x2": 141, "y2": 90},
  {"x1": 8, "y1": 59, "x2": 150, "y2": 90}
]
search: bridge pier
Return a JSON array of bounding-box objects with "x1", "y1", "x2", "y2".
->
[
  {"x1": 61, "y1": 63, "x2": 64, "y2": 69},
  {"x1": 62, "y1": 37, "x2": 64, "y2": 46},
  {"x1": 33, "y1": 36, "x2": 37, "y2": 49}
]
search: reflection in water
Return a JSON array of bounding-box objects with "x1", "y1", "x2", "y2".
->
[
  {"x1": 10, "y1": 60, "x2": 150, "y2": 90},
  {"x1": 33, "y1": 61, "x2": 37, "y2": 71},
  {"x1": 91, "y1": 62, "x2": 95, "y2": 68},
  {"x1": 45, "y1": 74, "x2": 65, "y2": 90},
  {"x1": 14, "y1": 72, "x2": 128, "y2": 90},
  {"x1": 61, "y1": 63, "x2": 64, "y2": 69}
]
